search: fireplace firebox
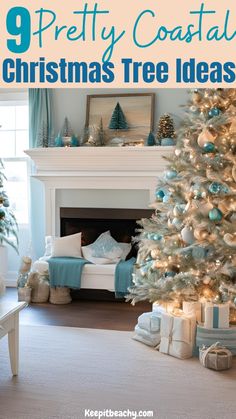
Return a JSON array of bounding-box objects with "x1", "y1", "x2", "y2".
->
[{"x1": 60, "y1": 207, "x2": 153, "y2": 257}]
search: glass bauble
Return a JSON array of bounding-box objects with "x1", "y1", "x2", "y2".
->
[
  {"x1": 208, "y1": 107, "x2": 221, "y2": 118},
  {"x1": 203, "y1": 142, "x2": 216, "y2": 153},
  {"x1": 209, "y1": 208, "x2": 223, "y2": 222}
]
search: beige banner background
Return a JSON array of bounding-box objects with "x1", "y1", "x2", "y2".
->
[{"x1": 0, "y1": 0, "x2": 235, "y2": 87}]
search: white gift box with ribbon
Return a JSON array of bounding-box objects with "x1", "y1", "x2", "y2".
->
[
  {"x1": 204, "y1": 303, "x2": 229, "y2": 329},
  {"x1": 159, "y1": 311, "x2": 196, "y2": 359}
]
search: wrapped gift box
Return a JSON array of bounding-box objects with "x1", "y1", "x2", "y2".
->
[
  {"x1": 204, "y1": 303, "x2": 229, "y2": 329},
  {"x1": 152, "y1": 302, "x2": 176, "y2": 314},
  {"x1": 183, "y1": 301, "x2": 202, "y2": 323},
  {"x1": 196, "y1": 325, "x2": 236, "y2": 355},
  {"x1": 138, "y1": 311, "x2": 161, "y2": 333},
  {"x1": 133, "y1": 325, "x2": 161, "y2": 347},
  {"x1": 159, "y1": 312, "x2": 196, "y2": 359},
  {"x1": 199, "y1": 343, "x2": 232, "y2": 371}
]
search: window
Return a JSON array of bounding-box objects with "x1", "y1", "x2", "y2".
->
[
  {"x1": 0, "y1": 90, "x2": 29, "y2": 225},
  {"x1": 0, "y1": 105, "x2": 29, "y2": 158}
]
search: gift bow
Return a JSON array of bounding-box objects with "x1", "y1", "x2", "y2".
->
[{"x1": 201, "y1": 342, "x2": 231, "y2": 367}]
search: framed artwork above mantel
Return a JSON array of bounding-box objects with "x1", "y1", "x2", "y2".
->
[{"x1": 85, "y1": 93, "x2": 155, "y2": 146}]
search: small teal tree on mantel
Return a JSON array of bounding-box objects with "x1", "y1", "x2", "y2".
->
[
  {"x1": 0, "y1": 159, "x2": 18, "y2": 252},
  {"x1": 109, "y1": 102, "x2": 129, "y2": 130}
]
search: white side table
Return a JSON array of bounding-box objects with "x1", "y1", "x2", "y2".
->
[{"x1": 0, "y1": 301, "x2": 27, "y2": 375}]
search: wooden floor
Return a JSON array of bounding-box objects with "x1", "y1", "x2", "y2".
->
[{"x1": 4, "y1": 288, "x2": 151, "y2": 331}]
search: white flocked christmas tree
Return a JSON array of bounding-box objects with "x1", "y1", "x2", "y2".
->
[{"x1": 128, "y1": 89, "x2": 236, "y2": 308}]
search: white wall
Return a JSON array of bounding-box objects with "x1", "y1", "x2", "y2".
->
[{"x1": 52, "y1": 88, "x2": 189, "y2": 137}]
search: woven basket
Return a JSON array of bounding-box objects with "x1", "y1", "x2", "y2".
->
[
  {"x1": 28, "y1": 272, "x2": 50, "y2": 303},
  {"x1": 50, "y1": 287, "x2": 72, "y2": 304}
]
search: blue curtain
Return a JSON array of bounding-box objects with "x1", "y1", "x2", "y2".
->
[{"x1": 29, "y1": 89, "x2": 53, "y2": 148}]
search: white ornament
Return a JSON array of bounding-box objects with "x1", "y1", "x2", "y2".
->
[
  {"x1": 203, "y1": 276, "x2": 211, "y2": 285},
  {"x1": 181, "y1": 226, "x2": 195, "y2": 244},
  {"x1": 197, "y1": 129, "x2": 216, "y2": 147},
  {"x1": 230, "y1": 213, "x2": 236, "y2": 223},
  {"x1": 175, "y1": 149, "x2": 181, "y2": 156},
  {"x1": 199, "y1": 202, "x2": 214, "y2": 216},
  {"x1": 232, "y1": 165, "x2": 236, "y2": 182},
  {"x1": 172, "y1": 217, "x2": 182, "y2": 230},
  {"x1": 223, "y1": 233, "x2": 236, "y2": 248}
]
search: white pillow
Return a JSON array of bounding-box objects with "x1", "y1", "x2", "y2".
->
[
  {"x1": 82, "y1": 245, "x2": 120, "y2": 265},
  {"x1": 119, "y1": 243, "x2": 132, "y2": 260},
  {"x1": 90, "y1": 231, "x2": 123, "y2": 259},
  {"x1": 44, "y1": 236, "x2": 53, "y2": 257},
  {"x1": 51, "y1": 233, "x2": 82, "y2": 258}
]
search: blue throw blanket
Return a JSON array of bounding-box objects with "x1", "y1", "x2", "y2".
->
[
  {"x1": 48, "y1": 257, "x2": 91, "y2": 288},
  {"x1": 115, "y1": 257, "x2": 136, "y2": 298}
]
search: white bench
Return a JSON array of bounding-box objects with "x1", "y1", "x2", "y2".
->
[{"x1": 33, "y1": 259, "x2": 116, "y2": 291}]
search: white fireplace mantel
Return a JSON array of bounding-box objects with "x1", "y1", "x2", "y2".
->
[
  {"x1": 25, "y1": 146, "x2": 173, "y2": 235},
  {"x1": 25, "y1": 146, "x2": 173, "y2": 175}
]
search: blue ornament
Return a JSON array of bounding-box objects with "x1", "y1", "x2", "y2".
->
[
  {"x1": 165, "y1": 271, "x2": 176, "y2": 278},
  {"x1": 165, "y1": 169, "x2": 178, "y2": 180},
  {"x1": 161, "y1": 138, "x2": 175, "y2": 146},
  {"x1": 155, "y1": 189, "x2": 165, "y2": 200},
  {"x1": 148, "y1": 233, "x2": 162, "y2": 241},
  {"x1": 208, "y1": 182, "x2": 229, "y2": 195},
  {"x1": 203, "y1": 142, "x2": 216, "y2": 153},
  {"x1": 172, "y1": 217, "x2": 182, "y2": 229},
  {"x1": 181, "y1": 226, "x2": 195, "y2": 244},
  {"x1": 209, "y1": 208, "x2": 223, "y2": 222},
  {"x1": 208, "y1": 107, "x2": 221, "y2": 118},
  {"x1": 174, "y1": 204, "x2": 186, "y2": 216},
  {"x1": 153, "y1": 234, "x2": 162, "y2": 241},
  {"x1": 71, "y1": 136, "x2": 79, "y2": 147},
  {"x1": 163, "y1": 194, "x2": 170, "y2": 203},
  {"x1": 193, "y1": 190, "x2": 203, "y2": 200},
  {"x1": 208, "y1": 182, "x2": 221, "y2": 194},
  {"x1": 55, "y1": 135, "x2": 63, "y2": 147},
  {"x1": 0, "y1": 208, "x2": 5, "y2": 218},
  {"x1": 221, "y1": 185, "x2": 229, "y2": 194},
  {"x1": 3, "y1": 199, "x2": 9, "y2": 207},
  {"x1": 192, "y1": 246, "x2": 206, "y2": 260}
]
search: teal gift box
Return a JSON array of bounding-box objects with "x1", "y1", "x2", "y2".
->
[{"x1": 193, "y1": 325, "x2": 236, "y2": 356}]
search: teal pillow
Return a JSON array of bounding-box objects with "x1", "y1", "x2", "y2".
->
[{"x1": 91, "y1": 231, "x2": 123, "y2": 259}]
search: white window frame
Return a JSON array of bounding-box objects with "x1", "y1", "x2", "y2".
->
[{"x1": 0, "y1": 89, "x2": 30, "y2": 227}]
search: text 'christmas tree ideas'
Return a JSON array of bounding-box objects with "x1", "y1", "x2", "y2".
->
[{"x1": 2, "y1": 58, "x2": 236, "y2": 84}]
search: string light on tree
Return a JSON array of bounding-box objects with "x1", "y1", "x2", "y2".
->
[{"x1": 128, "y1": 88, "x2": 236, "y2": 307}]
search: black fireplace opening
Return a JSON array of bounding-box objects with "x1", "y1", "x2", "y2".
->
[{"x1": 60, "y1": 207, "x2": 153, "y2": 259}]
